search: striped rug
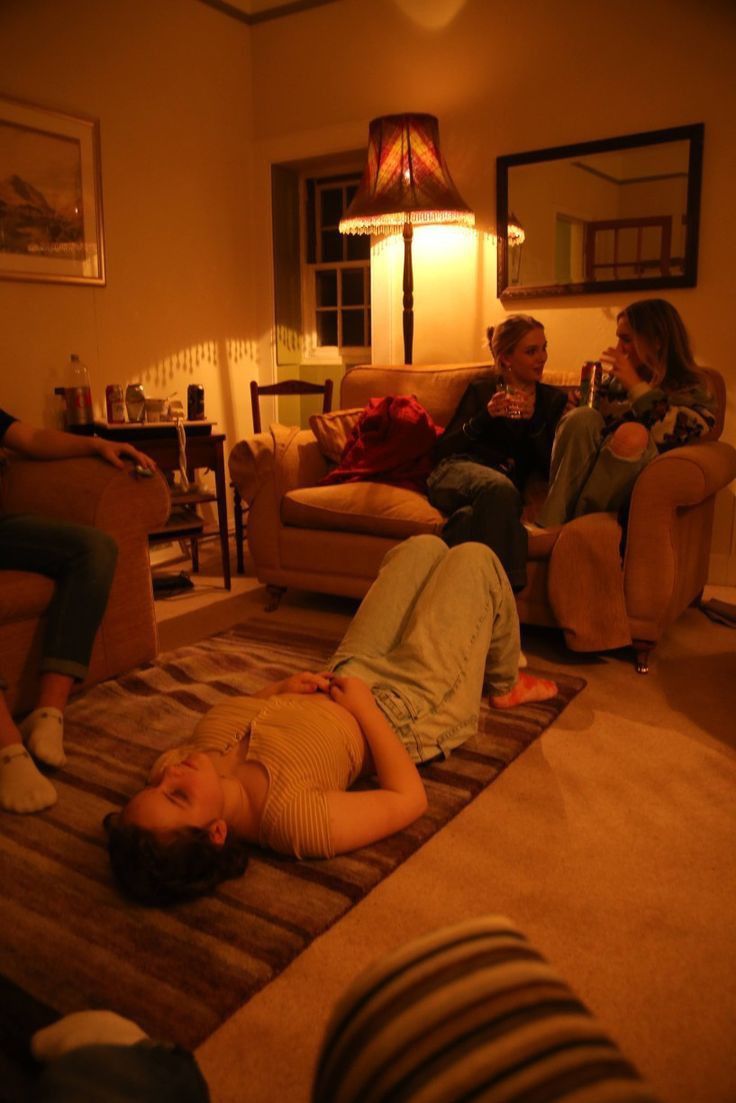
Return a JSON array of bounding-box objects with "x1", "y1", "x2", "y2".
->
[{"x1": 0, "y1": 619, "x2": 584, "y2": 1061}]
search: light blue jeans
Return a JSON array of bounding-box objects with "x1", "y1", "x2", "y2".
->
[
  {"x1": 328, "y1": 535, "x2": 519, "y2": 762},
  {"x1": 539, "y1": 406, "x2": 658, "y2": 527}
]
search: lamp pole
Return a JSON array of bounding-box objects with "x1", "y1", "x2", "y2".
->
[{"x1": 402, "y1": 220, "x2": 414, "y2": 365}]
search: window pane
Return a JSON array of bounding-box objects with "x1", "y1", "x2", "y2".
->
[
  {"x1": 317, "y1": 310, "x2": 338, "y2": 346},
  {"x1": 320, "y1": 187, "x2": 343, "y2": 227},
  {"x1": 341, "y1": 269, "x2": 364, "y2": 306},
  {"x1": 346, "y1": 183, "x2": 358, "y2": 206},
  {"x1": 321, "y1": 229, "x2": 342, "y2": 262},
  {"x1": 342, "y1": 309, "x2": 365, "y2": 346},
  {"x1": 346, "y1": 234, "x2": 370, "y2": 261},
  {"x1": 316, "y1": 269, "x2": 337, "y2": 307}
]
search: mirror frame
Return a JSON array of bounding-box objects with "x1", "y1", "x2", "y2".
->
[{"x1": 496, "y1": 123, "x2": 704, "y2": 300}]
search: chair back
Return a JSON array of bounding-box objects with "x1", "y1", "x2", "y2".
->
[{"x1": 250, "y1": 379, "x2": 333, "y2": 433}]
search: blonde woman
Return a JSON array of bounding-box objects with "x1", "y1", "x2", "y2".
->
[{"x1": 427, "y1": 315, "x2": 567, "y2": 591}]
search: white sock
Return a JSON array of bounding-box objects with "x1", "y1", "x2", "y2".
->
[
  {"x1": 20, "y1": 707, "x2": 66, "y2": 767},
  {"x1": 32, "y1": 1011, "x2": 148, "y2": 1062},
  {"x1": 0, "y1": 746, "x2": 57, "y2": 813}
]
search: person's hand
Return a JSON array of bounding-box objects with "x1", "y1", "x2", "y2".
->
[
  {"x1": 92, "y1": 439, "x2": 157, "y2": 471},
  {"x1": 281, "y1": 671, "x2": 332, "y2": 695},
  {"x1": 600, "y1": 346, "x2": 645, "y2": 395},
  {"x1": 487, "y1": 390, "x2": 512, "y2": 418},
  {"x1": 327, "y1": 674, "x2": 377, "y2": 718}
]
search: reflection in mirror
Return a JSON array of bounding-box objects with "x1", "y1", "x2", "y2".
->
[{"x1": 496, "y1": 124, "x2": 703, "y2": 300}]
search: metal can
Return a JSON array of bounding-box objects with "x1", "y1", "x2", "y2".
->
[
  {"x1": 579, "y1": 361, "x2": 603, "y2": 408},
  {"x1": 105, "y1": 384, "x2": 126, "y2": 423},
  {"x1": 187, "y1": 383, "x2": 205, "y2": 421}
]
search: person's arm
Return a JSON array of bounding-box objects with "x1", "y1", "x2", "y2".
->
[
  {"x1": 322, "y1": 674, "x2": 428, "y2": 854},
  {"x1": 431, "y1": 381, "x2": 497, "y2": 462},
  {"x1": 250, "y1": 671, "x2": 332, "y2": 699},
  {"x1": 2, "y1": 420, "x2": 156, "y2": 470}
]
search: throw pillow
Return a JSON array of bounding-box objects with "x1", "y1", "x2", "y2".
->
[{"x1": 309, "y1": 408, "x2": 363, "y2": 464}]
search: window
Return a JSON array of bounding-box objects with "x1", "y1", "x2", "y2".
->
[
  {"x1": 272, "y1": 158, "x2": 371, "y2": 367},
  {"x1": 307, "y1": 176, "x2": 371, "y2": 352}
]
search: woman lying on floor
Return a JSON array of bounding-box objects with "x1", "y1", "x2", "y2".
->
[{"x1": 105, "y1": 535, "x2": 557, "y2": 905}]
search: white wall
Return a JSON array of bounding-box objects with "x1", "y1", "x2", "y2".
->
[
  {"x1": 0, "y1": 0, "x2": 256, "y2": 452},
  {"x1": 249, "y1": 0, "x2": 736, "y2": 581},
  {"x1": 1, "y1": 0, "x2": 734, "y2": 579}
]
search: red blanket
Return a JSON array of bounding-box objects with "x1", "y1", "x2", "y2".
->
[{"x1": 320, "y1": 395, "x2": 443, "y2": 493}]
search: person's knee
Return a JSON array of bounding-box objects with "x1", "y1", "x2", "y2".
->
[
  {"x1": 558, "y1": 405, "x2": 603, "y2": 439},
  {"x1": 475, "y1": 481, "x2": 522, "y2": 515},
  {"x1": 384, "y1": 533, "x2": 445, "y2": 569},
  {"x1": 448, "y1": 540, "x2": 505, "y2": 583},
  {"x1": 608, "y1": 421, "x2": 649, "y2": 458}
]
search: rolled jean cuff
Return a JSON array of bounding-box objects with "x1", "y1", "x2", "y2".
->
[{"x1": 39, "y1": 657, "x2": 88, "y2": 683}]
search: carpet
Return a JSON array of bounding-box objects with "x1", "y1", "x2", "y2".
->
[{"x1": 0, "y1": 619, "x2": 585, "y2": 1061}]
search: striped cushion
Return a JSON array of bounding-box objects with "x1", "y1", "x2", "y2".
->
[{"x1": 313, "y1": 917, "x2": 659, "y2": 1102}]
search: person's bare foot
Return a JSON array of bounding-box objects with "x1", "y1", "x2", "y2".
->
[{"x1": 490, "y1": 671, "x2": 558, "y2": 709}]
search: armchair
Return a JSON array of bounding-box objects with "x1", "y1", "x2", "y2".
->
[
  {"x1": 229, "y1": 364, "x2": 736, "y2": 670},
  {"x1": 0, "y1": 455, "x2": 170, "y2": 713}
]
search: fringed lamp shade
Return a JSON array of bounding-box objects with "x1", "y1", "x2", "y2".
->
[
  {"x1": 339, "y1": 114, "x2": 474, "y2": 234},
  {"x1": 339, "y1": 114, "x2": 474, "y2": 363}
]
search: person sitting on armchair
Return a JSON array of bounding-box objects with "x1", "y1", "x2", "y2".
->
[{"x1": 0, "y1": 408, "x2": 155, "y2": 814}]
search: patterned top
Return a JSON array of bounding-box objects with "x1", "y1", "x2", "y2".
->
[
  {"x1": 149, "y1": 693, "x2": 366, "y2": 859},
  {"x1": 602, "y1": 381, "x2": 715, "y2": 453}
]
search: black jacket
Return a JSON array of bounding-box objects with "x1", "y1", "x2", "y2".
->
[{"x1": 432, "y1": 378, "x2": 567, "y2": 490}]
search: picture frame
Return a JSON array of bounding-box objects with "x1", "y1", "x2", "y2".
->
[{"x1": 0, "y1": 95, "x2": 106, "y2": 285}]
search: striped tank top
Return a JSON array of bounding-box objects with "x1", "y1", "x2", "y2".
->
[{"x1": 149, "y1": 693, "x2": 366, "y2": 859}]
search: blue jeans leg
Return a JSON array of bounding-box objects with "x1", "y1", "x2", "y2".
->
[
  {"x1": 332, "y1": 539, "x2": 519, "y2": 761},
  {"x1": 0, "y1": 514, "x2": 118, "y2": 682}
]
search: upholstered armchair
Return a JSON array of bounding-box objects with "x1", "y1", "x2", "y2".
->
[
  {"x1": 0, "y1": 455, "x2": 170, "y2": 713},
  {"x1": 229, "y1": 364, "x2": 736, "y2": 671}
]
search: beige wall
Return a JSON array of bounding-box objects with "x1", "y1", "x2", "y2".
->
[
  {"x1": 249, "y1": 0, "x2": 736, "y2": 581},
  {"x1": 0, "y1": 0, "x2": 256, "y2": 453},
  {"x1": 2, "y1": 0, "x2": 735, "y2": 578}
]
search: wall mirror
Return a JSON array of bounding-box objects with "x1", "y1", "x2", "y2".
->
[{"x1": 496, "y1": 123, "x2": 704, "y2": 300}]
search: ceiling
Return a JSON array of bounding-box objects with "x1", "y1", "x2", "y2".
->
[{"x1": 199, "y1": 0, "x2": 340, "y2": 25}]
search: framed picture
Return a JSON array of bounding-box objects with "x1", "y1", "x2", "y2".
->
[{"x1": 0, "y1": 95, "x2": 105, "y2": 285}]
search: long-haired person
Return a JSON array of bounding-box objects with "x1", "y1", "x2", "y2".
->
[
  {"x1": 427, "y1": 315, "x2": 567, "y2": 591},
  {"x1": 538, "y1": 299, "x2": 715, "y2": 526},
  {"x1": 105, "y1": 536, "x2": 558, "y2": 906}
]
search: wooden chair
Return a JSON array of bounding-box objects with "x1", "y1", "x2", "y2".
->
[{"x1": 233, "y1": 378, "x2": 334, "y2": 574}]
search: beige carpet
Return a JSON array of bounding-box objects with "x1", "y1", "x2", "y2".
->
[{"x1": 153, "y1": 568, "x2": 736, "y2": 1103}]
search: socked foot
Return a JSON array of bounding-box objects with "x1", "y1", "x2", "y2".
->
[
  {"x1": 490, "y1": 671, "x2": 558, "y2": 710},
  {"x1": 0, "y1": 746, "x2": 58, "y2": 813}
]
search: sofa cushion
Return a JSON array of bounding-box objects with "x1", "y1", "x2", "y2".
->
[
  {"x1": 282, "y1": 483, "x2": 444, "y2": 539},
  {"x1": 309, "y1": 408, "x2": 362, "y2": 464}
]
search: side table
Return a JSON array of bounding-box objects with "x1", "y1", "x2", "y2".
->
[{"x1": 73, "y1": 421, "x2": 231, "y2": 590}]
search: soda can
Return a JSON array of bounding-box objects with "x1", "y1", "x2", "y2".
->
[
  {"x1": 578, "y1": 361, "x2": 602, "y2": 408},
  {"x1": 105, "y1": 384, "x2": 126, "y2": 423},
  {"x1": 187, "y1": 383, "x2": 205, "y2": 421}
]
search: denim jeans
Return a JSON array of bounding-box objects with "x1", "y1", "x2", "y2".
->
[
  {"x1": 538, "y1": 407, "x2": 658, "y2": 527},
  {"x1": 0, "y1": 513, "x2": 118, "y2": 688},
  {"x1": 427, "y1": 458, "x2": 528, "y2": 590},
  {"x1": 328, "y1": 535, "x2": 519, "y2": 762}
]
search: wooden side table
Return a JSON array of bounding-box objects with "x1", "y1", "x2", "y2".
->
[{"x1": 77, "y1": 421, "x2": 231, "y2": 590}]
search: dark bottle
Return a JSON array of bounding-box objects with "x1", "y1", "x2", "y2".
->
[{"x1": 187, "y1": 384, "x2": 205, "y2": 420}]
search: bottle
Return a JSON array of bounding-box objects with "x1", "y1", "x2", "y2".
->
[
  {"x1": 578, "y1": 361, "x2": 602, "y2": 408},
  {"x1": 64, "y1": 353, "x2": 93, "y2": 426},
  {"x1": 187, "y1": 383, "x2": 205, "y2": 421}
]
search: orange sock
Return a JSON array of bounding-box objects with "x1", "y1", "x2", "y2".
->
[{"x1": 490, "y1": 671, "x2": 558, "y2": 710}]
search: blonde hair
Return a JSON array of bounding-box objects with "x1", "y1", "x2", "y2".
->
[
  {"x1": 620, "y1": 299, "x2": 700, "y2": 390},
  {"x1": 486, "y1": 314, "x2": 544, "y2": 370}
]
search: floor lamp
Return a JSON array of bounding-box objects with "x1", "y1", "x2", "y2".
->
[{"x1": 339, "y1": 114, "x2": 474, "y2": 364}]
